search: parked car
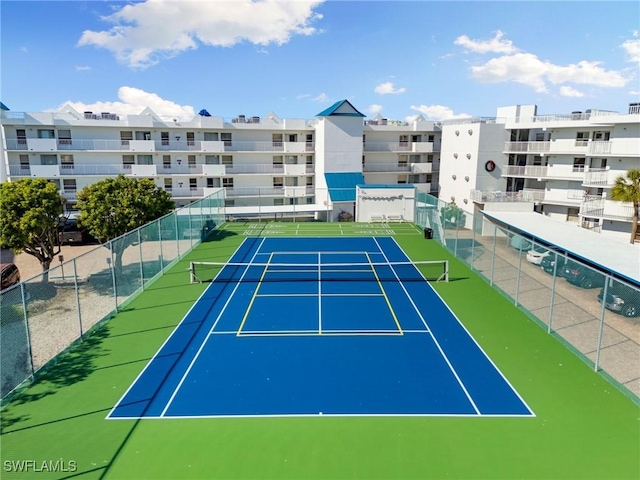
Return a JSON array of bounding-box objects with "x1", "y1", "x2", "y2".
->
[
  {"x1": 526, "y1": 245, "x2": 551, "y2": 265},
  {"x1": 510, "y1": 235, "x2": 532, "y2": 251},
  {"x1": 58, "y1": 219, "x2": 96, "y2": 245},
  {"x1": 597, "y1": 283, "x2": 640, "y2": 318},
  {"x1": 540, "y1": 255, "x2": 562, "y2": 275},
  {"x1": 561, "y1": 260, "x2": 605, "y2": 289},
  {"x1": 0, "y1": 263, "x2": 20, "y2": 291}
]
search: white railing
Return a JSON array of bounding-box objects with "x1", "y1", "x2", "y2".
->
[
  {"x1": 583, "y1": 168, "x2": 611, "y2": 186},
  {"x1": 501, "y1": 165, "x2": 548, "y2": 177},
  {"x1": 363, "y1": 141, "x2": 433, "y2": 152},
  {"x1": 504, "y1": 141, "x2": 551, "y2": 153},
  {"x1": 363, "y1": 163, "x2": 412, "y2": 172}
]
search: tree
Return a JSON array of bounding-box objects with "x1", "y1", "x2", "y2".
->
[
  {"x1": 76, "y1": 175, "x2": 174, "y2": 268},
  {"x1": 440, "y1": 202, "x2": 466, "y2": 228},
  {"x1": 610, "y1": 168, "x2": 640, "y2": 244},
  {"x1": 0, "y1": 178, "x2": 64, "y2": 274}
]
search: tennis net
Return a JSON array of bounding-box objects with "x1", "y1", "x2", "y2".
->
[{"x1": 189, "y1": 260, "x2": 449, "y2": 284}]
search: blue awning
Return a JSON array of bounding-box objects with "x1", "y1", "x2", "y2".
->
[{"x1": 325, "y1": 172, "x2": 365, "y2": 202}]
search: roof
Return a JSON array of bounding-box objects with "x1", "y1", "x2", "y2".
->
[
  {"x1": 325, "y1": 172, "x2": 365, "y2": 202},
  {"x1": 0, "y1": 102, "x2": 9, "y2": 111},
  {"x1": 481, "y1": 211, "x2": 640, "y2": 285},
  {"x1": 316, "y1": 100, "x2": 365, "y2": 118}
]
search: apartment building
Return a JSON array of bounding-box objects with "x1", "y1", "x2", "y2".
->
[
  {"x1": 0, "y1": 100, "x2": 441, "y2": 222},
  {"x1": 1, "y1": 100, "x2": 638, "y2": 237}
]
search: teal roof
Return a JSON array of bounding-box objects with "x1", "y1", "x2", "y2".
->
[
  {"x1": 0, "y1": 102, "x2": 9, "y2": 111},
  {"x1": 325, "y1": 172, "x2": 365, "y2": 202},
  {"x1": 316, "y1": 100, "x2": 365, "y2": 117}
]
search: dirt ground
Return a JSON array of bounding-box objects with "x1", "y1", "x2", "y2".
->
[{"x1": 1, "y1": 244, "x2": 101, "y2": 281}]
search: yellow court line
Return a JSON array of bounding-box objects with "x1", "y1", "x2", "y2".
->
[
  {"x1": 365, "y1": 252, "x2": 403, "y2": 335},
  {"x1": 236, "y1": 253, "x2": 273, "y2": 336}
]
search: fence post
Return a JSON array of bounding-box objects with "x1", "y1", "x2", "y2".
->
[
  {"x1": 490, "y1": 223, "x2": 497, "y2": 286},
  {"x1": 73, "y1": 259, "x2": 84, "y2": 341},
  {"x1": 594, "y1": 280, "x2": 609, "y2": 371},
  {"x1": 138, "y1": 229, "x2": 144, "y2": 289},
  {"x1": 21, "y1": 283, "x2": 35, "y2": 381},
  {"x1": 547, "y1": 252, "x2": 559, "y2": 333},
  {"x1": 515, "y1": 245, "x2": 523, "y2": 306}
]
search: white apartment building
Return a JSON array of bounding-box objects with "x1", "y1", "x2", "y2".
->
[
  {"x1": 0, "y1": 100, "x2": 439, "y2": 222},
  {"x1": 1, "y1": 100, "x2": 638, "y2": 238}
]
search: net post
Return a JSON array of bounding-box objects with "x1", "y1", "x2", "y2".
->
[{"x1": 189, "y1": 262, "x2": 197, "y2": 283}]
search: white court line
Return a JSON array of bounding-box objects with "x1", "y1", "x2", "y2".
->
[
  {"x1": 318, "y1": 251, "x2": 322, "y2": 335},
  {"x1": 372, "y1": 237, "x2": 481, "y2": 415},
  {"x1": 389, "y1": 237, "x2": 535, "y2": 417},
  {"x1": 160, "y1": 237, "x2": 267, "y2": 417},
  {"x1": 106, "y1": 237, "x2": 251, "y2": 419}
]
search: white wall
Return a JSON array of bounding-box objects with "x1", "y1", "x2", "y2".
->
[{"x1": 356, "y1": 186, "x2": 414, "y2": 222}]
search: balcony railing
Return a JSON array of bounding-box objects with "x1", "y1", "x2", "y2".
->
[
  {"x1": 363, "y1": 141, "x2": 435, "y2": 153},
  {"x1": 580, "y1": 196, "x2": 635, "y2": 222},
  {"x1": 470, "y1": 189, "x2": 540, "y2": 203},
  {"x1": 501, "y1": 165, "x2": 548, "y2": 177}
]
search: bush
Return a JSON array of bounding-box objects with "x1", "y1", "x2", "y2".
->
[{"x1": 337, "y1": 211, "x2": 353, "y2": 222}]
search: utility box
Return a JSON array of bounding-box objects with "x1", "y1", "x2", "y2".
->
[{"x1": 424, "y1": 227, "x2": 433, "y2": 239}]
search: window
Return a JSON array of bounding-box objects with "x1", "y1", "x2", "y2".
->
[
  {"x1": 19, "y1": 154, "x2": 29, "y2": 170},
  {"x1": 285, "y1": 155, "x2": 297, "y2": 164},
  {"x1": 306, "y1": 155, "x2": 313, "y2": 165},
  {"x1": 287, "y1": 134, "x2": 297, "y2": 142},
  {"x1": 221, "y1": 155, "x2": 233, "y2": 166},
  {"x1": 137, "y1": 155, "x2": 153, "y2": 165},
  {"x1": 427, "y1": 154, "x2": 434, "y2": 163},
  {"x1": 306, "y1": 177, "x2": 313, "y2": 186},
  {"x1": 122, "y1": 155, "x2": 134, "y2": 168},
  {"x1": 272, "y1": 134, "x2": 283, "y2": 147},
  {"x1": 306, "y1": 134, "x2": 313, "y2": 146},
  {"x1": 410, "y1": 154, "x2": 420, "y2": 163},
  {"x1": 289, "y1": 198, "x2": 299, "y2": 205},
  {"x1": 567, "y1": 208, "x2": 580, "y2": 223},
  {"x1": 593, "y1": 131, "x2": 610, "y2": 141},
  {"x1": 60, "y1": 154, "x2": 74, "y2": 169},
  {"x1": 17, "y1": 129, "x2": 26, "y2": 145},
  {"x1": 572, "y1": 157, "x2": 586, "y2": 172},
  {"x1": 273, "y1": 156, "x2": 283, "y2": 168},
  {"x1": 273, "y1": 177, "x2": 284, "y2": 187},
  {"x1": 409, "y1": 175, "x2": 420, "y2": 183},
  {"x1": 398, "y1": 155, "x2": 408, "y2": 167},
  {"x1": 428, "y1": 135, "x2": 435, "y2": 143},
  {"x1": 63, "y1": 179, "x2": 77, "y2": 192},
  {"x1": 120, "y1": 131, "x2": 133, "y2": 146},
  {"x1": 306, "y1": 197, "x2": 314, "y2": 204},
  {"x1": 204, "y1": 132, "x2": 219, "y2": 141},
  {"x1": 221, "y1": 133, "x2": 232, "y2": 147},
  {"x1": 222, "y1": 178, "x2": 234, "y2": 188},
  {"x1": 164, "y1": 179, "x2": 173, "y2": 191},
  {"x1": 37, "y1": 129, "x2": 55, "y2": 139},
  {"x1": 273, "y1": 198, "x2": 284, "y2": 206},
  {"x1": 163, "y1": 155, "x2": 171, "y2": 169},
  {"x1": 136, "y1": 131, "x2": 152, "y2": 141},
  {"x1": 206, "y1": 178, "x2": 215, "y2": 188},
  {"x1": 161, "y1": 132, "x2": 170, "y2": 146},
  {"x1": 205, "y1": 155, "x2": 220, "y2": 164},
  {"x1": 189, "y1": 178, "x2": 197, "y2": 191},
  {"x1": 58, "y1": 130, "x2": 72, "y2": 145},
  {"x1": 225, "y1": 199, "x2": 235, "y2": 207},
  {"x1": 411, "y1": 135, "x2": 421, "y2": 143},
  {"x1": 575, "y1": 132, "x2": 589, "y2": 146},
  {"x1": 397, "y1": 176, "x2": 407, "y2": 184},
  {"x1": 40, "y1": 154, "x2": 58, "y2": 165},
  {"x1": 188, "y1": 155, "x2": 196, "y2": 168},
  {"x1": 187, "y1": 132, "x2": 195, "y2": 146},
  {"x1": 399, "y1": 135, "x2": 409, "y2": 147}
]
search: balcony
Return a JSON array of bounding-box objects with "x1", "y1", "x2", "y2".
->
[
  {"x1": 580, "y1": 196, "x2": 634, "y2": 222},
  {"x1": 225, "y1": 187, "x2": 286, "y2": 198},
  {"x1": 363, "y1": 141, "x2": 435, "y2": 153},
  {"x1": 167, "y1": 187, "x2": 205, "y2": 198},
  {"x1": 502, "y1": 164, "x2": 588, "y2": 181},
  {"x1": 470, "y1": 190, "x2": 539, "y2": 203},
  {"x1": 504, "y1": 139, "x2": 640, "y2": 157}
]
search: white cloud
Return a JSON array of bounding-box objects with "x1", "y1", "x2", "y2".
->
[
  {"x1": 409, "y1": 104, "x2": 472, "y2": 121},
  {"x1": 20, "y1": 46, "x2": 28, "y2": 53},
  {"x1": 367, "y1": 104, "x2": 383, "y2": 115},
  {"x1": 454, "y1": 30, "x2": 518, "y2": 54},
  {"x1": 78, "y1": 0, "x2": 324, "y2": 69},
  {"x1": 470, "y1": 53, "x2": 628, "y2": 93},
  {"x1": 374, "y1": 82, "x2": 406, "y2": 95},
  {"x1": 629, "y1": 90, "x2": 640, "y2": 96},
  {"x1": 54, "y1": 86, "x2": 195, "y2": 118},
  {"x1": 313, "y1": 93, "x2": 329, "y2": 102},
  {"x1": 559, "y1": 86, "x2": 584, "y2": 98},
  {"x1": 75, "y1": 65, "x2": 91, "y2": 71},
  {"x1": 621, "y1": 38, "x2": 640, "y2": 63}
]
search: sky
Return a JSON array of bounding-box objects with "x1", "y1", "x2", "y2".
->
[{"x1": 1, "y1": 1, "x2": 639, "y2": 122}]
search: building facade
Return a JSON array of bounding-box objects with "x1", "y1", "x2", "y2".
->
[{"x1": 1, "y1": 100, "x2": 638, "y2": 238}]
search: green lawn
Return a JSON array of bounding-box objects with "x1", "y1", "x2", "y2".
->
[{"x1": 1, "y1": 222, "x2": 638, "y2": 480}]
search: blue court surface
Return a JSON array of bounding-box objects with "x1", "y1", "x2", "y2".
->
[{"x1": 108, "y1": 237, "x2": 533, "y2": 418}]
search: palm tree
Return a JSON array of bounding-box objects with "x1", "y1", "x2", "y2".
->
[{"x1": 610, "y1": 168, "x2": 640, "y2": 244}]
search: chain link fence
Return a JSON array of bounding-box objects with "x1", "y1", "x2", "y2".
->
[
  {"x1": 415, "y1": 190, "x2": 640, "y2": 402},
  {"x1": 0, "y1": 190, "x2": 225, "y2": 400}
]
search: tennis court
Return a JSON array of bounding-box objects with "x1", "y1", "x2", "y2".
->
[{"x1": 110, "y1": 236, "x2": 532, "y2": 419}]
